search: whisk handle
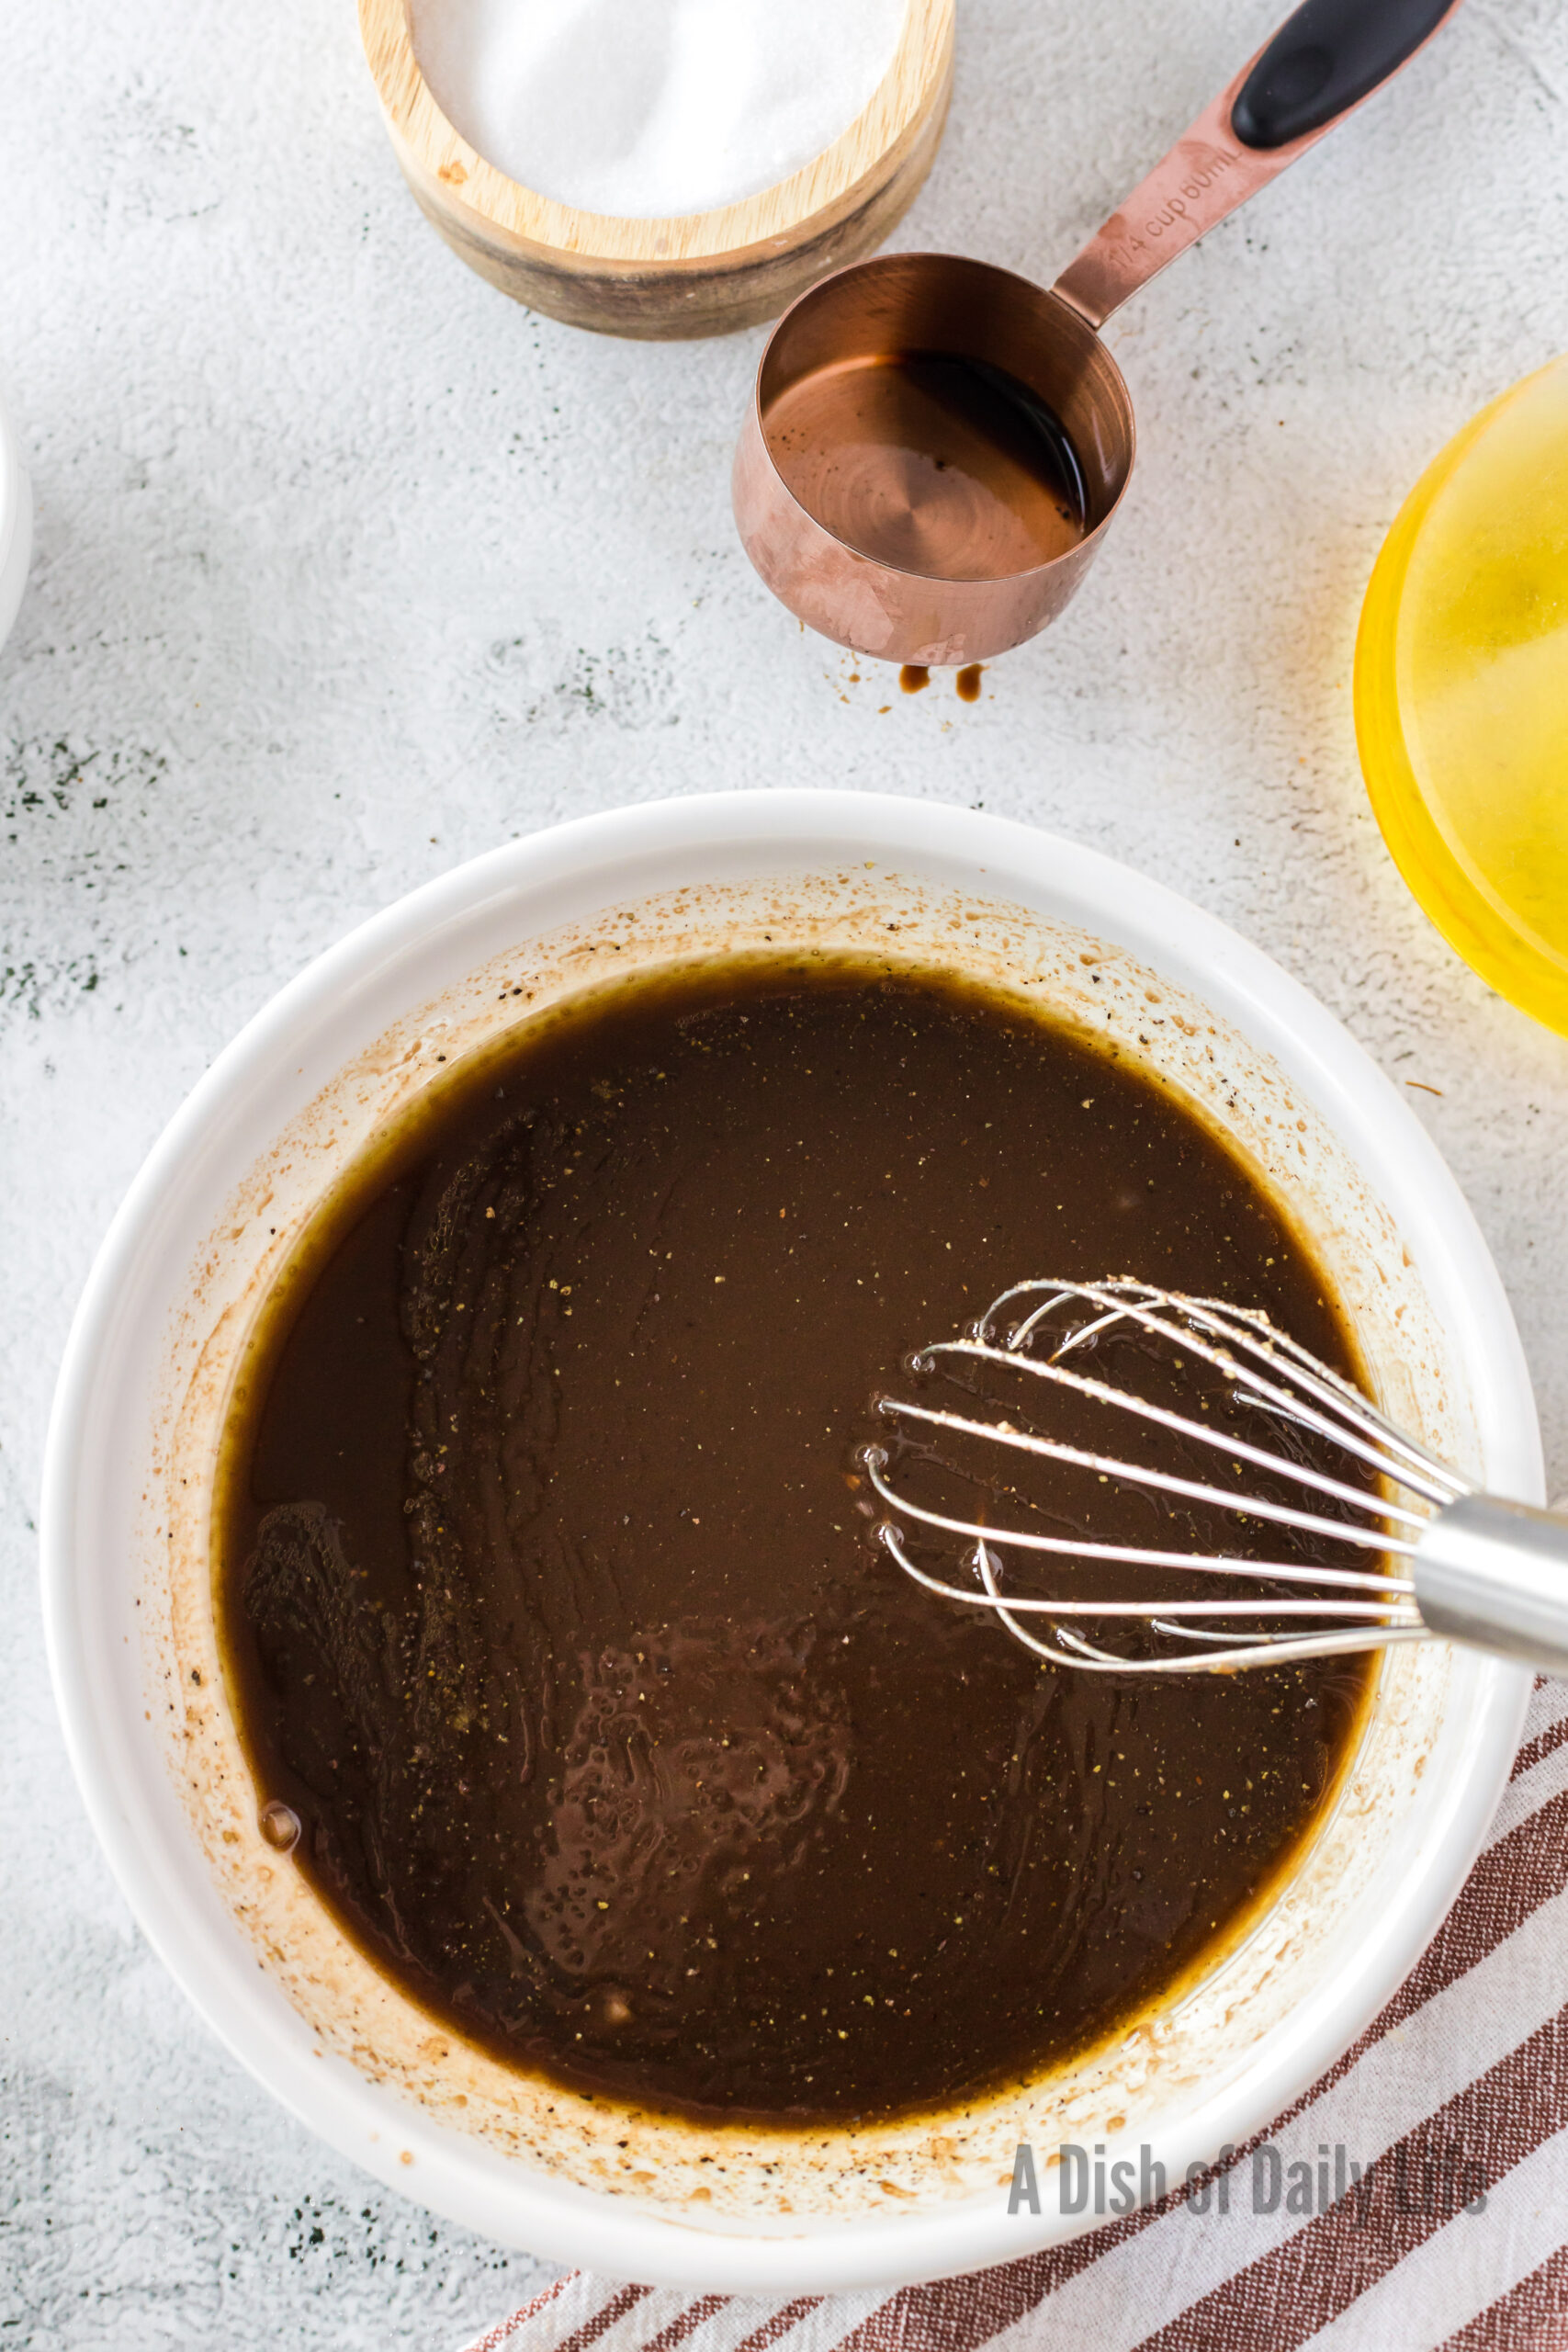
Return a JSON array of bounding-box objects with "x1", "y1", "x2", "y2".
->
[{"x1": 1416, "y1": 1495, "x2": 1568, "y2": 1675}]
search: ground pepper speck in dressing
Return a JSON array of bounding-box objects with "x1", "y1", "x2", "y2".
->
[{"x1": 218, "y1": 958, "x2": 1373, "y2": 2126}]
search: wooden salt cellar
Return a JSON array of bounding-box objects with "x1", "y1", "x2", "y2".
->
[{"x1": 357, "y1": 0, "x2": 954, "y2": 339}]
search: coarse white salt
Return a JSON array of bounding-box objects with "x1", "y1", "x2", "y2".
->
[{"x1": 410, "y1": 0, "x2": 908, "y2": 220}]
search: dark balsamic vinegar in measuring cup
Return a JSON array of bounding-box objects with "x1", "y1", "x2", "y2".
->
[{"x1": 764, "y1": 352, "x2": 1089, "y2": 581}]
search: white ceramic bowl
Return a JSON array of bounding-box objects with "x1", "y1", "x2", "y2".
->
[
  {"x1": 42, "y1": 790, "x2": 1535, "y2": 2292},
  {"x1": 0, "y1": 390, "x2": 32, "y2": 656}
]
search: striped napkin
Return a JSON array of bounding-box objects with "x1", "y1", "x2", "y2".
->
[{"x1": 461, "y1": 1676, "x2": 1568, "y2": 2352}]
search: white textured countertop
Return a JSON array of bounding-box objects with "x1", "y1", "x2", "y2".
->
[{"x1": 5, "y1": 1, "x2": 1568, "y2": 2343}]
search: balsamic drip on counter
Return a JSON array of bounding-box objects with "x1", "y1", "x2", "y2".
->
[{"x1": 218, "y1": 958, "x2": 1372, "y2": 2126}]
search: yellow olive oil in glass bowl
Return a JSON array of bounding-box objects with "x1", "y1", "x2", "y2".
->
[{"x1": 1355, "y1": 356, "x2": 1568, "y2": 1035}]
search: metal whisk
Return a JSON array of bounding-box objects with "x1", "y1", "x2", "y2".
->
[{"x1": 865, "y1": 1279, "x2": 1568, "y2": 1677}]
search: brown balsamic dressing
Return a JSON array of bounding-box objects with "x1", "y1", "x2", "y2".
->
[{"x1": 218, "y1": 959, "x2": 1372, "y2": 2127}]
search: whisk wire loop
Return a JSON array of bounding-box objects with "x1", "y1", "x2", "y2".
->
[
  {"x1": 863, "y1": 1445, "x2": 1417, "y2": 1586},
  {"x1": 873, "y1": 1278, "x2": 1470, "y2": 1675},
  {"x1": 992, "y1": 1280, "x2": 1465, "y2": 1506},
  {"x1": 903, "y1": 1340, "x2": 1435, "y2": 1533}
]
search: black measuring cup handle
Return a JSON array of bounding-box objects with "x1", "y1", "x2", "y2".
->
[
  {"x1": 1054, "y1": 0, "x2": 1466, "y2": 328},
  {"x1": 1234, "y1": 0, "x2": 1459, "y2": 147}
]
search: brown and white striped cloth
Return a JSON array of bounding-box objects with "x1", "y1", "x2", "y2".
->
[{"x1": 461, "y1": 1678, "x2": 1568, "y2": 2352}]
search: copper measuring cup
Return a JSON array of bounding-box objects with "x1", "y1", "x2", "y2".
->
[{"x1": 733, "y1": 0, "x2": 1463, "y2": 667}]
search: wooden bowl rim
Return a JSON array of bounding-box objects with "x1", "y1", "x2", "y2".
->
[{"x1": 359, "y1": 0, "x2": 954, "y2": 266}]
